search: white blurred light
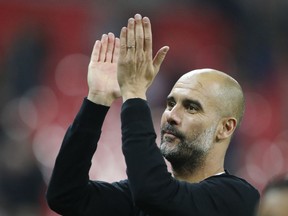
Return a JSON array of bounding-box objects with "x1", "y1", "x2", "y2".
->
[
  {"x1": 32, "y1": 124, "x2": 65, "y2": 170},
  {"x1": 90, "y1": 146, "x2": 126, "y2": 182},
  {"x1": 55, "y1": 53, "x2": 89, "y2": 96},
  {"x1": 245, "y1": 139, "x2": 269, "y2": 165},
  {"x1": 0, "y1": 98, "x2": 32, "y2": 141},
  {"x1": 262, "y1": 144, "x2": 284, "y2": 178},
  {"x1": 18, "y1": 96, "x2": 38, "y2": 130},
  {"x1": 0, "y1": 86, "x2": 58, "y2": 141},
  {"x1": 275, "y1": 130, "x2": 288, "y2": 151},
  {"x1": 24, "y1": 86, "x2": 59, "y2": 126},
  {"x1": 246, "y1": 164, "x2": 267, "y2": 185}
]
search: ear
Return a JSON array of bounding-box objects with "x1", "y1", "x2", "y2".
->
[{"x1": 216, "y1": 117, "x2": 237, "y2": 141}]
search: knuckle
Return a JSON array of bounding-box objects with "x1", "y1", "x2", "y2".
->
[
  {"x1": 136, "y1": 51, "x2": 145, "y2": 61},
  {"x1": 137, "y1": 35, "x2": 144, "y2": 40},
  {"x1": 120, "y1": 43, "x2": 127, "y2": 49},
  {"x1": 144, "y1": 35, "x2": 151, "y2": 40}
]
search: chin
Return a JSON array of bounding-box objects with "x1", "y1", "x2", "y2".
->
[
  {"x1": 161, "y1": 140, "x2": 175, "y2": 148},
  {"x1": 160, "y1": 141, "x2": 179, "y2": 155}
]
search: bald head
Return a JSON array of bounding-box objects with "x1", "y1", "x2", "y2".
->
[{"x1": 177, "y1": 68, "x2": 245, "y2": 127}]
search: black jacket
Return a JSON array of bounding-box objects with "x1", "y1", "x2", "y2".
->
[{"x1": 46, "y1": 98, "x2": 259, "y2": 216}]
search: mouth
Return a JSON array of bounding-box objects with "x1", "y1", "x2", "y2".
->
[
  {"x1": 163, "y1": 131, "x2": 179, "y2": 140},
  {"x1": 161, "y1": 124, "x2": 184, "y2": 143},
  {"x1": 164, "y1": 130, "x2": 176, "y2": 136}
]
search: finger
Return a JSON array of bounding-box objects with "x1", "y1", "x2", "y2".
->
[
  {"x1": 153, "y1": 46, "x2": 169, "y2": 72},
  {"x1": 91, "y1": 40, "x2": 101, "y2": 63},
  {"x1": 119, "y1": 27, "x2": 127, "y2": 57},
  {"x1": 99, "y1": 34, "x2": 108, "y2": 61},
  {"x1": 106, "y1": 32, "x2": 115, "y2": 62},
  {"x1": 143, "y1": 17, "x2": 152, "y2": 60},
  {"x1": 134, "y1": 14, "x2": 144, "y2": 51},
  {"x1": 127, "y1": 18, "x2": 135, "y2": 52},
  {"x1": 112, "y1": 37, "x2": 120, "y2": 63}
]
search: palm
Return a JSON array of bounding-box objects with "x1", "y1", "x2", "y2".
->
[
  {"x1": 88, "y1": 61, "x2": 120, "y2": 97},
  {"x1": 87, "y1": 33, "x2": 121, "y2": 105}
]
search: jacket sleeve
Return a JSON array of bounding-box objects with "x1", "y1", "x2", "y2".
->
[
  {"x1": 46, "y1": 98, "x2": 133, "y2": 216},
  {"x1": 121, "y1": 99, "x2": 179, "y2": 209},
  {"x1": 120, "y1": 98, "x2": 260, "y2": 216}
]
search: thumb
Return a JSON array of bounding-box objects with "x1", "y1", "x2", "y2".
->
[{"x1": 153, "y1": 46, "x2": 169, "y2": 71}]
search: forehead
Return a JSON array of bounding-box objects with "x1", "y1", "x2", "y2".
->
[{"x1": 169, "y1": 75, "x2": 220, "y2": 103}]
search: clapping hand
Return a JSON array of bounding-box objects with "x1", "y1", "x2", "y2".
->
[
  {"x1": 87, "y1": 33, "x2": 121, "y2": 106},
  {"x1": 117, "y1": 14, "x2": 169, "y2": 102}
]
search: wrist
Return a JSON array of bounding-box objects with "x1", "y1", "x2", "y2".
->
[
  {"x1": 121, "y1": 91, "x2": 146, "y2": 103},
  {"x1": 87, "y1": 92, "x2": 114, "y2": 106}
]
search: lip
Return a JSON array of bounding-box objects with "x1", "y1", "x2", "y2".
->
[
  {"x1": 164, "y1": 131, "x2": 178, "y2": 138},
  {"x1": 163, "y1": 130, "x2": 173, "y2": 135},
  {"x1": 164, "y1": 130, "x2": 174, "y2": 135}
]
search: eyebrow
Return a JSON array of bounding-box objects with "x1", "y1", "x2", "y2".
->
[{"x1": 166, "y1": 96, "x2": 204, "y2": 111}]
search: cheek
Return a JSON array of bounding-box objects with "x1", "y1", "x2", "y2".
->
[
  {"x1": 160, "y1": 113, "x2": 166, "y2": 127},
  {"x1": 182, "y1": 118, "x2": 204, "y2": 135}
]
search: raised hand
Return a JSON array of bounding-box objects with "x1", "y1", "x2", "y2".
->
[
  {"x1": 117, "y1": 14, "x2": 169, "y2": 102},
  {"x1": 87, "y1": 33, "x2": 121, "y2": 106}
]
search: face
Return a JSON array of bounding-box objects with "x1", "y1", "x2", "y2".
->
[
  {"x1": 160, "y1": 74, "x2": 221, "y2": 167},
  {"x1": 257, "y1": 189, "x2": 288, "y2": 216}
]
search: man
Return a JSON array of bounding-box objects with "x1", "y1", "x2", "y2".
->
[
  {"x1": 257, "y1": 174, "x2": 288, "y2": 216},
  {"x1": 46, "y1": 14, "x2": 259, "y2": 216}
]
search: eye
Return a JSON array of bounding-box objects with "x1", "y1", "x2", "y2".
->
[
  {"x1": 186, "y1": 103, "x2": 199, "y2": 114},
  {"x1": 166, "y1": 100, "x2": 176, "y2": 110},
  {"x1": 188, "y1": 105, "x2": 196, "y2": 112}
]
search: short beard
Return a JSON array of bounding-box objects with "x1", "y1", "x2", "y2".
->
[{"x1": 160, "y1": 124, "x2": 216, "y2": 177}]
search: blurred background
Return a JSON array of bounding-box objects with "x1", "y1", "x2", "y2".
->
[{"x1": 0, "y1": 0, "x2": 287, "y2": 215}]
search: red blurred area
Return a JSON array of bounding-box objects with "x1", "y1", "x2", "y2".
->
[{"x1": 0, "y1": 1, "x2": 288, "y2": 215}]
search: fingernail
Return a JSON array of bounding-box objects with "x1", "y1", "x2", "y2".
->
[
  {"x1": 129, "y1": 18, "x2": 134, "y2": 24},
  {"x1": 135, "y1": 14, "x2": 142, "y2": 20},
  {"x1": 143, "y1": 17, "x2": 149, "y2": 23}
]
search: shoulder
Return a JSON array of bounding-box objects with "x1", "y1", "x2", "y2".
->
[
  {"x1": 199, "y1": 172, "x2": 260, "y2": 200},
  {"x1": 176, "y1": 173, "x2": 259, "y2": 215}
]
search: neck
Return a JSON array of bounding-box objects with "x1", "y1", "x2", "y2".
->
[{"x1": 171, "y1": 153, "x2": 225, "y2": 183}]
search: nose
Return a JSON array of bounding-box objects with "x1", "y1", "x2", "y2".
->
[{"x1": 165, "y1": 106, "x2": 181, "y2": 125}]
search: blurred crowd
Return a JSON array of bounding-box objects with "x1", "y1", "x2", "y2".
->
[{"x1": 0, "y1": 0, "x2": 287, "y2": 215}]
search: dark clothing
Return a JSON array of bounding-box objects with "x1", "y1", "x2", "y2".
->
[{"x1": 46, "y1": 98, "x2": 259, "y2": 216}]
